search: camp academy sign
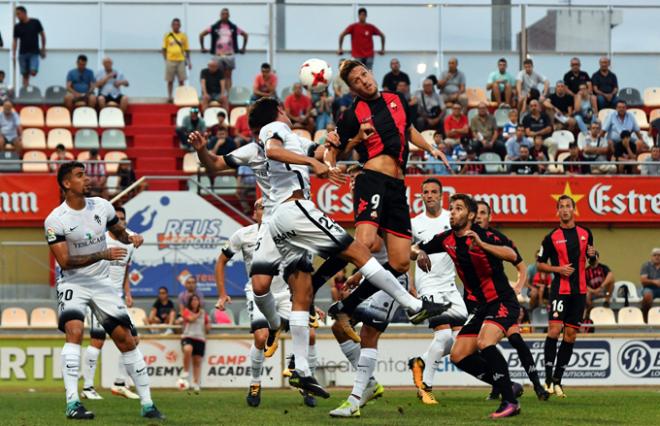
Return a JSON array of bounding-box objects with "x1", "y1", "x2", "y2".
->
[{"x1": 311, "y1": 176, "x2": 659, "y2": 223}]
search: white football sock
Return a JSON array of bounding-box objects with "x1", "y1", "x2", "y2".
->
[
  {"x1": 359, "y1": 258, "x2": 422, "y2": 312},
  {"x1": 308, "y1": 344, "x2": 317, "y2": 377},
  {"x1": 62, "y1": 343, "x2": 81, "y2": 405},
  {"x1": 422, "y1": 329, "x2": 453, "y2": 387},
  {"x1": 250, "y1": 344, "x2": 264, "y2": 384},
  {"x1": 347, "y1": 348, "x2": 378, "y2": 407},
  {"x1": 115, "y1": 361, "x2": 128, "y2": 386},
  {"x1": 253, "y1": 292, "x2": 281, "y2": 329},
  {"x1": 339, "y1": 340, "x2": 361, "y2": 369},
  {"x1": 82, "y1": 346, "x2": 100, "y2": 389},
  {"x1": 121, "y1": 348, "x2": 152, "y2": 406},
  {"x1": 289, "y1": 311, "x2": 311, "y2": 376}
]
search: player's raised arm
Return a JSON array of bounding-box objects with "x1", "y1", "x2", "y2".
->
[
  {"x1": 409, "y1": 126, "x2": 451, "y2": 171},
  {"x1": 188, "y1": 131, "x2": 230, "y2": 173},
  {"x1": 465, "y1": 230, "x2": 517, "y2": 262},
  {"x1": 265, "y1": 137, "x2": 329, "y2": 177},
  {"x1": 214, "y1": 251, "x2": 233, "y2": 310},
  {"x1": 108, "y1": 217, "x2": 143, "y2": 248},
  {"x1": 48, "y1": 241, "x2": 125, "y2": 270}
]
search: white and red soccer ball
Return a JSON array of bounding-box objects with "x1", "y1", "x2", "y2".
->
[{"x1": 299, "y1": 58, "x2": 332, "y2": 93}]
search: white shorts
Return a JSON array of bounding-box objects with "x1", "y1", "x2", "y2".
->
[
  {"x1": 419, "y1": 288, "x2": 468, "y2": 329},
  {"x1": 250, "y1": 220, "x2": 282, "y2": 277},
  {"x1": 246, "y1": 288, "x2": 292, "y2": 332},
  {"x1": 353, "y1": 274, "x2": 409, "y2": 333},
  {"x1": 56, "y1": 278, "x2": 133, "y2": 334},
  {"x1": 269, "y1": 200, "x2": 353, "y2": 279}
]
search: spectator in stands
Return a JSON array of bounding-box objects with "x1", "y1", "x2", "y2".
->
[
  {"x1": 641, "y1": 248, "x2": 660, "y2": 322},
  {"x1": 582, "y1": 121, "x2": 615, "y2": 174},
  {"x1": 200, "y1": 59, "x2": 226, "y2": 111},
  {"x1": 180, "y1": 294, "x2": 210, "y2": 391},
  {"x1": 527, "y1": 252, "x2": 551, "y2": 311},
  {"x1": 338, "y1": 7, "x2": 384, "y2": 70},
  {"x1": 641, "y1": 145, "x2": 660, "y2": 176},
  {"x1": 585, "y1": 252, "x2": 614, "y2": 316},
  {"x1": 510, "y1": 145, "x2": 537, "y2": 175},
  {"x1": 563, "y1": 57, "x2": 591, "y2": 96},
  {"x1": 284, "y1": 83, "x2": 314, "y2": 133},
  {"x1": 213, "y1": 110, "x2": 227, "y2": 130},
  {"x1": 208, "y1": 125, "x2": 236, "y2": 156},
  {"x1": 50, "y1": 143, "x2": 74, "y2": 171},
  {"x1": 614, "y1": 130, "x2": 639, "y2": 174},
  {"x1": 176, "y1": 107, "x2": 206, "y2": 150},
  {"x1": 314, "y1": 89, "x2": 333, "y2": 132},
  {"x1": 96, "y1": 56, "x2": 129, "y2": 112},
  {"x1": 64, "y1": 54, "x2": 96, "y2": 110},
  {"x1": 470, "y1": 101, "x2": 505, "y2": 158},
  {"x1": 85, "y1": 148, "x2": 107, "y2": 197},
  {"x1": 505, "y1": 126, "x2": 532, "y2": 160},
  {"x1": 382, "y1": 58, "x2": 410, "y2": 92},
  {"x1": 162, "y1": 18, "x2": 191, "y2": 103},
  {"x1": 178, "y1": 275, "x2": 205, "y2": 315},
  {"x1": 117, "y1": 160, "x2": 137, "y2": 191},
  {"x1": 522, "y1": 99, "x2": 556, "y2": 159},
  {"x1": 592, "y1": 56, "x2": 618, "y2": 110},
  {"x1": 516, "y1": 59, "x2": 549, "y2": 111},
  {"x1": 232, "y1": 113, "x2": 251, "y2": 146},
  {"x1": 602, "y1": 100, "x2": 644, "y2": 153},
  {"x1": 501, "y1": 108, "x2": 518, "y2": 140},
  {"x1": 415, "y1": 78, "x2": 444, "y2": 132},
  {"x1": 530, "y1": 135, "x2": 548, "y2": 174},
  {"x1": 544, "y1": 81, "x2": 576, "y2": 131},
  {"x1": 460, "y1": 146, "x2": 484, "y2": 175},
  {"x1": 487, "y1": 57, "x2": 515, "y2": 107},
  {"x1": 0, "y1": 100, "x2": 22, "y2": 153},
  {"x1": 574, "y1": 83, "x2": 598, "y2": 134},
  {"x1": 251, "y1": 62, "x2": 277, "y2": 102},
  {"x1": 437, "y1": 57, "x2": 467, "y2": 109},
  {"x1": 212, "y1": 308, "x2": 233, "y2": 324},
  {"x1": 199, "y1": 8, "x2": 248, "y2": 92},
  {"x1": 148, "y1": 287, "x2": 176, "y2": 331},
  {"x1": 443, "y1": 103, "x2": 468, "y2": 147},
  {"x1": 563, "y1": 142, "x2": 589, "y2": 175},
  {"x1": 12, "y1": 6, "x2": 46, "y2": 88},
  {"x1": 0, "y1": 70, "x2": 13, "y2": 102}
]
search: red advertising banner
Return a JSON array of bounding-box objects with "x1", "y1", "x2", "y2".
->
[
  {"x1": 311, "y1": 176, "x2": 660, "y2": 224},
  {"x1": 0, "y1": 174, "x2": 60, "y2": 225}
]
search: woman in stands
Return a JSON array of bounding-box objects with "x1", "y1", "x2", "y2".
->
[{"x1": 178, "y1": 294, "x2": 210, "y2": 393}]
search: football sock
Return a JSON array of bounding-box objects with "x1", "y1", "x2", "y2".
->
[
  {"x1": 481, "y1": 345, "x2": 516, "y2": 404},
  {"x1": 508, "y1": 333, "x2": 542, "y2": 388},
  {"x1": 339, "y1": 340, "x2": 361, "y2": 369},
  {"x1": 422, "y1": 328, "x2": 453, "y2": 386},
  {"x1": 121, "y1": 348, "x2": 153, "y2": 406},
  {"x1": 348, "y1": 348, "x2": 378, "y2": 407},
  {"x1": 341, "y1": 262, "x2": 402, "y2": 313},
  {"x1": 253, "y1": 291, "x2": 281, "y2": 330},
  {"x1": 308, "y1": 344, "x2": 317, "y2": 377},
  {"x1": 312, "y1": 257, "x2": 349, "y2": 295},
  {"x1": 454, "y1": 353, "x2": 494, "y2": 385},
  {"x1": 62, "y1": 343, "x2": 81, "y2": 405},
  {"x1": 82, "y1": 346, "x2": 100, "y2": 389},
  {"x1": 553, "y1": 341, "x2": 575, "y2": 384},
  {"x1": 289, "y1": 311, "x2": 311, "y2": 376},
  {"x1": 358, "y1": 258, "x2": 421, "y2": 312},
  {"x1": 544, "y1": 337, "x2": 558, "y2": 385},
  {"x1": 249, "y1": 344, "x2": 264, "y2": 385},
  {"x1": 114, "y1": 361, "x2": 128, "y2": 386}
]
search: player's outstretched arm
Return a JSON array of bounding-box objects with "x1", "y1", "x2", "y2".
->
[
  {"x1": 49, "y1": 242, "x2": 126, "y2": 270},
  {"x1": 266, "y1": 138, "x2": 329, "y2": 177},
  {"x1": 214, "y1": 252, "x2": 232, "y2": 310},
  {"x1": 108, "y1": 220, "x2": 143, "y2": 248},
  {"x1": 466, "y1": 230, "x2": 517, "y2": 262},
  {"x1": 409, "y1": 127, "x2": 452, "y2": 171},
  {"x1": 513, "y1": 261, "x2": 527, "y2": 294},
  {"x1": 189, "y1": 131, "x2": 230, "y2": 174}
]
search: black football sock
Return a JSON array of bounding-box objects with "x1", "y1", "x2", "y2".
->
[
  {"x1": 340, "y1": 263, "x2": 403, "y2": 314},
  {"x1": 509, "y1": 333, "x2": 542, "y2": 388},
  {"x1": 553, "y1": 341, "x2": 575, "y2": 384},
  {"x1": 481, "y1": 345, "x2": 516, "y2": 404},
  {"x1": 454, "y1": 353, "x2": 494, "y2": 385},
  {"x1": 312, "y1": 257, "x2": 349, "y2": 296},
  {"x1": 544, "y1": 337, "x2": 558, "y2": 385}
]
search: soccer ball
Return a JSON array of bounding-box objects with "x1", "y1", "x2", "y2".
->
[
  {"x1": 299, "y1": 58, "x2": 332, "y2": 93},
  {"x1": 176, "y1": 377, "x2": 189, "y2": 391}
]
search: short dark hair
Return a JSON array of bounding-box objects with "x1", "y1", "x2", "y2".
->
[
  {"x1": 616, "y1": 99, "x2": 627, "y2": 107},
  {"x1": 556, "y1": 194, "x2": 576, "y2": 208},
  {"x1": 172, "y1": 18, "x2": 181, "y2": 24},
  {"x1": 498, "y1": 57, "x2": 507, "y2": 64},
  {"x1": 158, "y1": 286, "x2": 168, "y2": 293},
  {"x1": 476, "y1": 200, "x2": 491, "y2": 215},
  {"x1": 449, "y1": 193, "x2": 477, "y2": 215},
  {"x1": 358, "y1": 7, "x2": 367, "y2": 15},
  {"x1": 57, "y1": 161, "x2": 85, "y2": 190},
  {"x1": 56, "y1": 143, "x2": 65, "y2": 151},
  {"x1": 569, "y1": 142, "x2": 578, "y2": 149},
  {"x1": 217, "y1": 111, "x2": 227, "y2": 118},
  {"x1": 523, "y1": 59, "x2": 533, "y2": 66},
  {"x1": 620, "y1": 130, "x2": 631, "y2": 139},
  {"x1": 340, "y1": 59, "x2": 366, "y2": 86},
  {"x1": 16, "y1": 6, "x2": 26, "y2": 13},
  {"x1": 114, "y1": 206, "x2": 126, "y2": 216},
  {"x1": 422, "y1": 177, "x2": 442, "y2": 192},
  {"x1": 77, "y1": 54, "x2": 88, "y2": 63},
  {"x1": 0, "y1": 70, "x2": 5, "y2": 77},
  {"x1": 248, "y1": 97, "x2": 280, "y2": 132},
  {"x1": 261, "y1": 62, "x2": 271, "y2": 70}
]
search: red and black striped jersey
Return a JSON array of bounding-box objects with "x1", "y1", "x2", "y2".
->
[
  {"x1": 585, "y1": 263, "x2": 611, "y2": 290},
  {"x1": 537, "y1": 225, "x2": 594, "y2": 295},
  {"x1": 419, "y1": 224, "x2": 515, "y2": 304},
  {"x1": 485, "y1": 227, "x2": 523, "y2": 266},
  {"x1": 337, "y1": 91, "x2": 411, "y2": 170}
]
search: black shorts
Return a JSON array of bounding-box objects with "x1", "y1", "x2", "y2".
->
[
  {"x1": 181, "y1": 338, "x2": 206, "y2": 357},
  {"x1": 613, "y1": 141, "x2": 637, "y2": 158},
  {"x1": 457, "y1": 297, "x2": 520, "y2": 337},
  {"x1": 102, "y1": 94, "x2": 124, "y2": 103},
  {"x1": 549, "y1": 293, "x2": 586, "y2": 329},
  {"x1": 353, "y1": 169, "x2": 412, "y2": 239}
]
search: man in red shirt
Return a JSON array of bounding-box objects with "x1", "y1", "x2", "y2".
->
[
  {"x1": 338, "y1": 8, "x2": 384, "y2": 70},
  {"x1": 444, "y1": 104, "x2": 469, "y2": 146},
  {"x1": 232, "y1": 113, "x2": 252, "y2": 145},
  {"x1": 284, "y1": 83, "x2": 314, "y2": 133},
  {"x1": 251, "y1": 63, "x2": 277, "y2": 102}
]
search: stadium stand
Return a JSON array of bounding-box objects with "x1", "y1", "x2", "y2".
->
[
  {"x1": 642, "y1": 87, "x2": 660, "y2": 107},
  {"x1": 1, "y1": 307, "x2": 28, "y2": 327},
  {"x1": 618, "y1": 87, "x2": 642, "y2": 106},
  {"x1": 46, "y1": 106, "x2": 71, "y2": 127},
  {"x1": 648, "y1": 307, "x2": 660, "y2": 325},
  {"x1": 182, "y1": 152, "x2": 200, "y2": 173},
  {"x1": 29, "y1": 307, "x2": 58, "y2": 327},
  {"x1": 101, "y1": 129, "x2": 127, "y2": 149},
  {"x1": 19, "y1": 106, "x2": 45, "y2": 127},
  {"x1": 590, "y1": 307, "x2": 616, "y2": 325},
  {"x1": 47, "y1": 128, "x2": 73, "y2": 149},
  {"x1": 22, "y1": 150, "x2": 49, "y2": 172},
  {"x1": 21, "y1": 128, "x2": 47, "y2": 149},
  {"x1": 613, "y1": 281, "x2": 643, "y2": 304},
  {"x1": 174, "y1": 86, "x2": 199, "y2": 107},
  {"x1": 228, "y1": 86, "x2": 251, "y2": 106},
  {"x1": 99, "y1": 107, "x2": 126, "y2": 128},
  {"x1": 128, "y1": 307, "x2": 148, "y2": 326},
  {"x1": 617, "y1": 307, "x2": 645, "y2": 325},
  {"x1": 17, "y1": 85, "x2": 43, "y2": 104},
  {"x1": 104, "y1": 151, "x2": 128, "y2": 174},
  {"x1": 72, "y1": 106, "x2": 99, "y2": 128},
  {"x1": 74, "y1": 129, "x2": 100, "y2": 149},
  {"x1": 229, "y1": 106, "x2": 247, "y2": 127},
  {"x1": 203, "y1": 107, "x2": 228, "y2": 128},
  {"x1": 44, "y1": 85, "x2": 67, "y2": 105}
]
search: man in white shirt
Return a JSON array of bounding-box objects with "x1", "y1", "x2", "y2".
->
[
  {"x1": 516, "y1": 59, "x2": 549, "y2": 110},
  {"x1": 408, "y1": 178, "x2": 467, "y2": 404}
]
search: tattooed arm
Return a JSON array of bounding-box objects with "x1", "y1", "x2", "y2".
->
[{"x1": 49, "y1": 242, "x2": 127, "y2": 270}]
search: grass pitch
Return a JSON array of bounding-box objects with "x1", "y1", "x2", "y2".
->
[{"x1": 3, "y1": 387, "x2": 659, "y2": 425}]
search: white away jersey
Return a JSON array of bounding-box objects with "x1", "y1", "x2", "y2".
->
[
  {"x1": 411, "y1": 210, "x2": 456, "y2": 295},
  {"x1": 105, "y1": 231, "x2": 135, "y2": 295},
  {"x1": 45, "y1": 197, "x2": 116, "y2": 285},
  {"x1": 222, "y1": 223, "x2": 288, "y2": 294},
  {"x1": 259, "y1": 121, "x2": 315, "y2": 207},
  {"x1": 223, "y1": 142, "x2": 273, "y2": 218}
]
